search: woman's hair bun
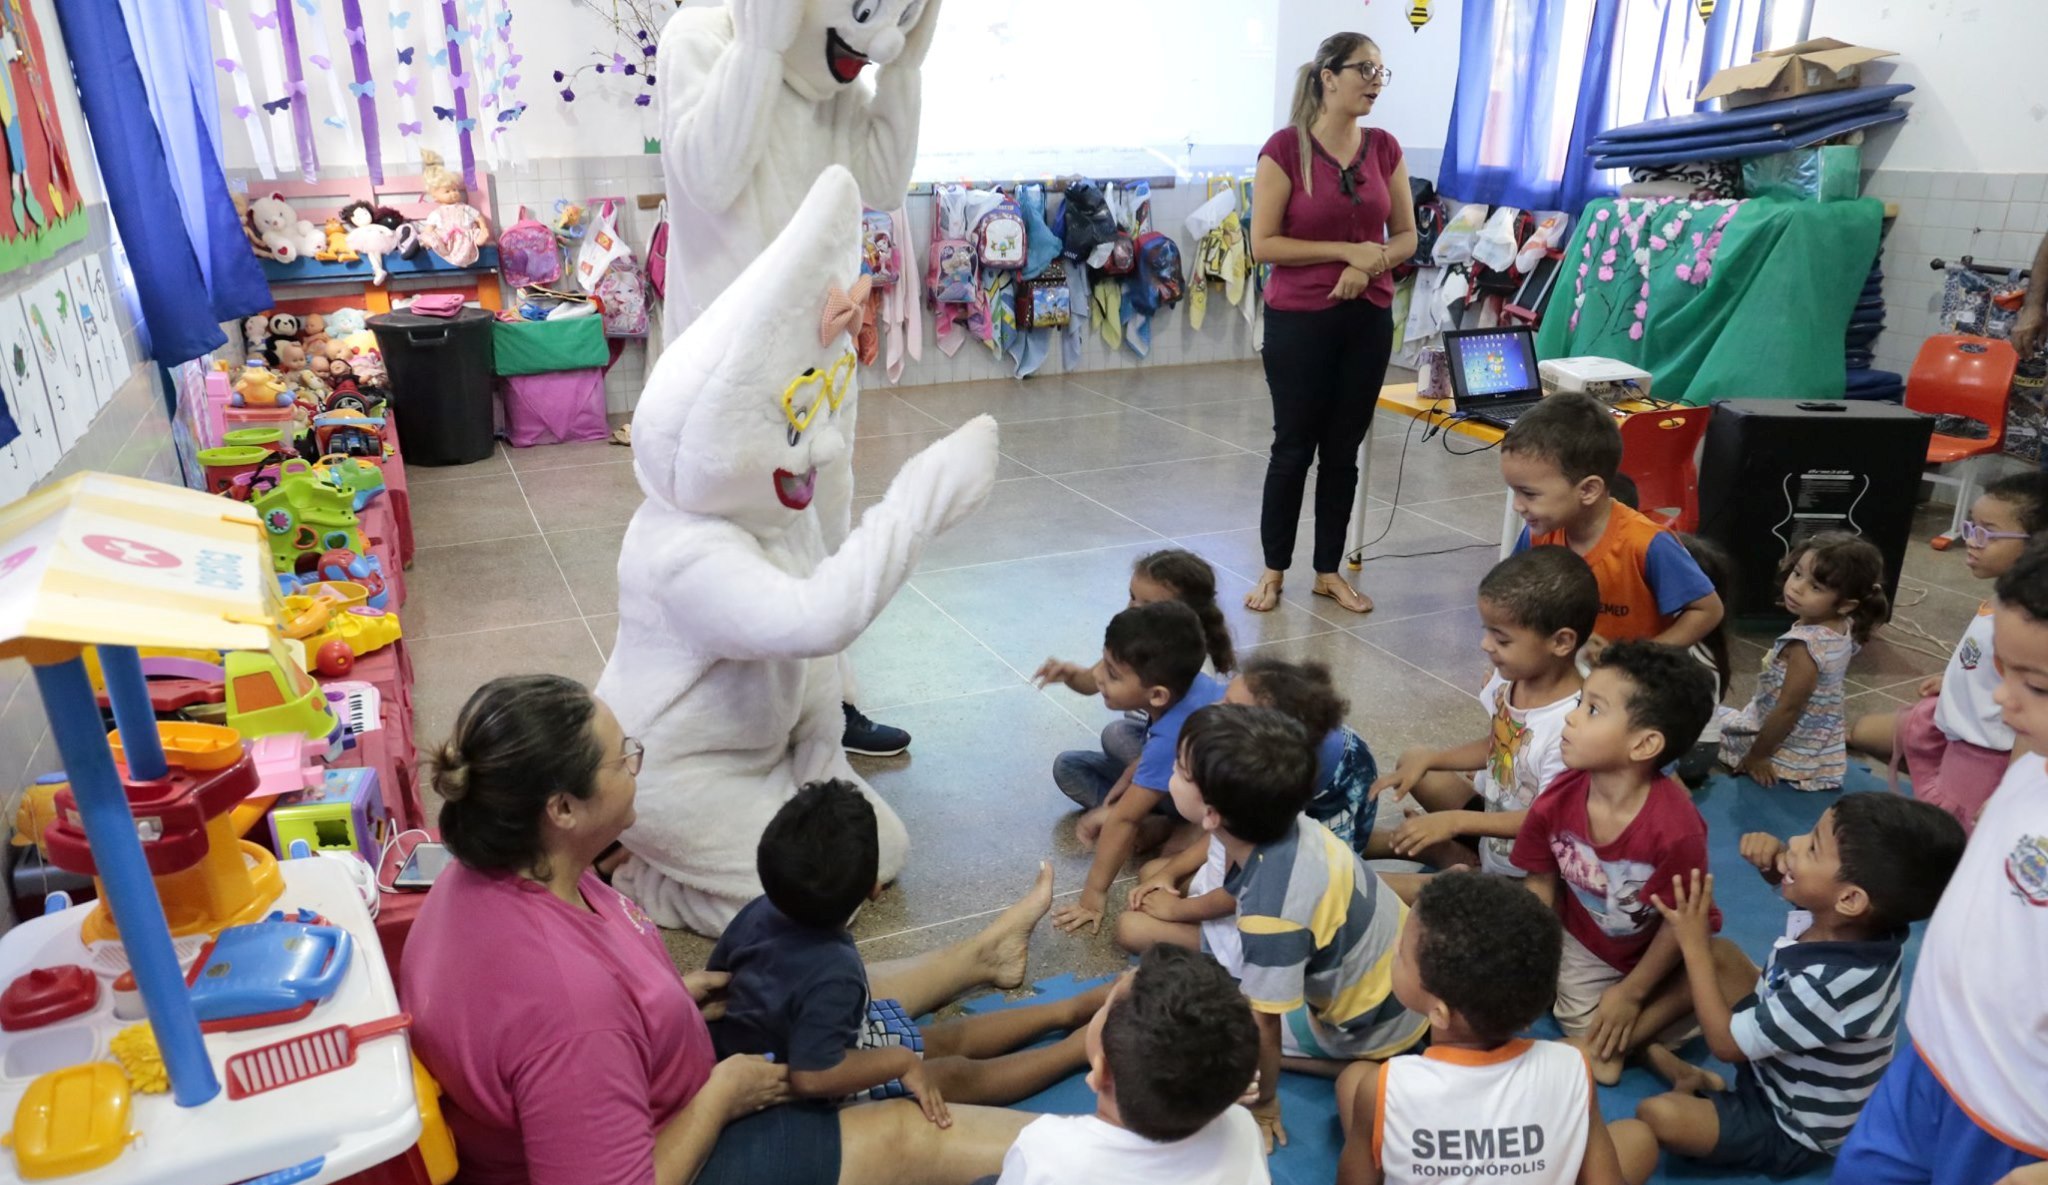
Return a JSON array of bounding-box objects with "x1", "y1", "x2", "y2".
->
[{"x1": 431, "y1": 740, "x2": 471, "y2": 803}]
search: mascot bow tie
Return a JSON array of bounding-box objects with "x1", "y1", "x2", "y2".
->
[{"x1": 820, "y1": 276, "x2": 874, "y2": 346}]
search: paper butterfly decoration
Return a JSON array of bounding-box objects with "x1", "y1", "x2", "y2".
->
[
  {"x1": 348, "y1": 80, "x2": 375, "y2": 97},
  {"x1": 389, "y1": 11, "x2": 411, "y2": 28},
  {"x1": 324, "y1": 116, "x2": 348, "y2": 129},
  {"x1": 398, "y1": 121, "x2": 423, "y2": 135},
  {"x1": 393, "y1": 78, "x2": 417, "y2": 96},
  {"x1": 215, "y1": 57, "x2": 239, "y2": 72},
  {"x1": 430, "y1": 48, "x2": 448, "y2": 66},
  {"x1": 262, "y1": 96, "x2": 293, "y2": 113},
  {"x1": 308, "y1": 54, "x2": 331, "y2": 69},
  {"x1": 445, "y1": 24, "x2": 468, "y2": 44},
  {"x1": 294, "y1": 0, "x2": 315, "y2": 13},
  {"x1": 497, "y1": 103, "x2": 526, "y2": 123},
  {"x1": 397, "y1": 46, "x2": 415, "y2": 65},
  {"x1": 457, "y1": 118, "x2": 476, "y2": 131},
  {"x1": 432, "y1": 105, "x2": 455, "y2": 121},
  {"x1": 345, "y1": 25, "x2": 367, "y2": 45},
  {"x1": 450, "y1": 71, "x2": 468, "y2": 89},
  {"x1": 233, "y1": 104, "x2": 253, "y2": 119},
  {"x1": 249, "y1": 10, "x2": 279, "y2": 30}
]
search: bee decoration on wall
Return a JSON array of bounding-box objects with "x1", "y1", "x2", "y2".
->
[
  {"x1": 1406, "y1": 1, "x2": 1432, "y2": 31},
  {"x1": 1696, "y1": 0, "x2": 1717, "y2": 18}
]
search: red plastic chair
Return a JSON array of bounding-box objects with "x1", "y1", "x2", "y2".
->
[
  {"x1": 1619, "y1": 406, "x2": 1712, "y2": 533},
  {"x1": 1904, "y1": 334, "x2": 2017, "y2": 549}
]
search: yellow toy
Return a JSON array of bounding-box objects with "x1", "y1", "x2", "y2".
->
[
  {"x1": 291, "y1": 599, "x2": 401, "y2": 679},
  {"x1": 314, "y1": 217, "x2": 361, "y2": 263},
  {"x1": 3, "y1": 1063, "x2": 136, "y2": 1179},
  {"x1": 110, "y1": 1024, "x2": 168, "y2": 1095},
  {"x1": 231, "y1": 363, "x2": 290, "y2": 409}
]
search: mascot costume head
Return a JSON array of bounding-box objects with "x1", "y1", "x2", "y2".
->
[
  {"x1": 598, "y1": 166, "x2": 997, "y2": 935},
  {"x1": 655, "y1": 0, "x2": 942, "y2": 338}
]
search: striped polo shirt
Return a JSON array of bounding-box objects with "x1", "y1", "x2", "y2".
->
[
  {"x1": 1228, "y1": 816, "x2": 1424, "y2": 1059},
  {"x1": 1730, "y1": 925, "x2": 1907, "y2": 1153}
]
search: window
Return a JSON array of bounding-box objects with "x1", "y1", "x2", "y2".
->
[{"x1": 911, "y1": 0, "x2": 1278, "y2": 183}]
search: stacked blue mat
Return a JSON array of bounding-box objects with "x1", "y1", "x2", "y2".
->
[
  {"x1": 969, "y1": 761, "x2": 1917, "y2": 1185},
  {"x1": 1845, "y1": 258, "x2": 1904, "y2": 403},
  {"x1": 1588, "y1": 84, "x2": 1914, "y2": 170}
]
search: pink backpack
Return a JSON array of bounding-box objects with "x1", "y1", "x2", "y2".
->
[
  {"x1": 499, "y1": 206, "x2": 562, "y2": 290},
  {"x1": 645, "y1": 200, "x2": 669, "y2": 301}
]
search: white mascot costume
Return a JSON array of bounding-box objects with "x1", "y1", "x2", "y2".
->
[
  {"x1": 654, "y1": 0, "x2": 938, "y2": 339},
  {"x1": 596, "y1": 167, "x2": 997, "y2": 934}
]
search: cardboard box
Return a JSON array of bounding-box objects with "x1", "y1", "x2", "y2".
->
[{"x1": 1700, "y1": 39, "x2": 1895, "y2": 109}]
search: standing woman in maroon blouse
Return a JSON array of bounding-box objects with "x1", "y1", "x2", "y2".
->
[{"x1": 1245, "y1": 33, "x2": 1417, "y2": 615}]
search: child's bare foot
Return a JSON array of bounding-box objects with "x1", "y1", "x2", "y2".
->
[
  {"x1": 979, "y1": 862, "x2": 1054, "y2": 990},
  {"x1": 1565, "y1": 1035, "x2": 1625, "y2": 1086},
  {"x1": 1644, "y1": 1043, "x2": 1724, "y2": 1095}
]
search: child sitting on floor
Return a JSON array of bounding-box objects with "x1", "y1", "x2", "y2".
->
[
  {"x1": 1835, "y1": 535, "x2": 2048, "y2": 1184},
  {"x1": 1850, "y1": 471, "x2": 2048, "y2": 830},
  {"x1": 1719, "y1": 532, "x2": 1889, "y2": 791},
  {"x1": 1372, "y1": 546, "x2": 1598, "y2": 889},
  {"x1": 1115, "y1": 656, "x2": 1379, "y2": 960},
  {"x1": 1035, "y1": 548, "x2": 1237, "y2": 773},
  {"x1": 1607, "y1": 794, "x2": 1965, "y2": 1182},
  {"x1": 1501, "y1": 393, "x2": 1723, "y2": 658},
  {"x1": 1510, "y1": 641, "x2": 1718, "y2": 1085},
  {"x1": 994, "y1": 945, "x2": 1267, "y2": 1185},
  {"x1": 1336, "y1": 874, "x2": 1625, "y2": 1185},
  {"x1": 708, "y1": 781, "x2": 1109, "y2": 1125},
  {"x1": 1167, "y1": 703, "x2": 1426, "y2": 1151},
  {"x1": 1049, "y1": 601, "x2": 1224, "y2": 935}
]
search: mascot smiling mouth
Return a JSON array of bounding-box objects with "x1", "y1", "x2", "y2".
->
[
  {"x1": 775, "y1": 466, "x2": 819, "y2": 510},
  {"x1": 825, "y1": 29, "x2": 871, "y2": 84}
]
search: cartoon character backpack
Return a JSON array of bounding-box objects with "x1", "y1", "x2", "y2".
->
[
  {"x1": 1056, "y1": 180, "x2": 1117, "y2": 266},
  {"x1": 975, "y1": 199, "x2": 1027, "y2": 270},
  {"x1": 861, "y1": 207, "x2": 901, "y2": 286},
  {"x1": 1016, "y1": 260, "x2": 1072, "y2": 331},
  {"x1": 1136, "y1": 231, "x2": 1185, "y2": 308},
  {"x1": 499, "y1": 206, "x2": 562, "y2": 290},
  {"x1": 928, "y1": 185, "x2": 978, "y2": 305}
]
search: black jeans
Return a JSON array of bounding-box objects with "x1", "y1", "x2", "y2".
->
[{"x1": 1258, "y1": 300, "x2": 1397, "y2": 574}]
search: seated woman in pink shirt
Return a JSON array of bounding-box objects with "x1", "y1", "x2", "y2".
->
[{"x1": 401, "y1": 675, "x2": 1045, "y2": 1185}]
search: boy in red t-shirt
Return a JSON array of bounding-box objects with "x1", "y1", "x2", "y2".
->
[
  {"x1": 1512, "y1": 641, "x2": 1724, "y2": 1085},
  {"x1": 1502, "y1": 393, "x2": 1722, "y2": 660}
]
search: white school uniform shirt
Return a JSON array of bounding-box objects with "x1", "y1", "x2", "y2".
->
[
  {"x1": 1375, "y1": 1039, "x2": 1591, "y2": 1185},
  {"x1": 1188, "y1": 836, "x2": 1243, "y2": 975},
  {"x1": 995, "y1": 1107, "x2": 1270, "y2": 1185},
  {"x1": 1934, "y1": 602, "x2": 2014, "y2": 751},
  {"x1": 1473, "y1": 672, "x2": 1577, "y2": 876},
  {"x1": 1906, "y1": 754, "x2": 2048, "y2": 1157}
]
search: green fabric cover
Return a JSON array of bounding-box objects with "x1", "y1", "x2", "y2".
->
[
  {"x1": 492, "y1": 316, "x2": 610, "y2": 377},
  {"x1": 1536, "y1": 196, "x2": 1882, "y2": 405}
]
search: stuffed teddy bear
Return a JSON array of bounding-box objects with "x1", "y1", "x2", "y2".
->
[
  {"x1": 595, "y1": 168, "x2": 997, "y2": 935},
  {"x1": 414, "y1": 151, "x2": 491, "y2": 267},
  {"x1": 325, "y1": 308, "x2": 368, "y2": 337},
  {"x1": 315, "y1": 218, "x2": 361, "y2": 264},
  {"x1": 246, "y1": 194, "x2": 325, "y2": 264}
]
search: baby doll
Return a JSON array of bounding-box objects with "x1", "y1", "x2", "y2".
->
[
  {"x1": 415, "y1": 151, "x2": 490, "y2": 267},
  {"x1": 340, "y1": 201, "x2": 409, "y2": 284}
]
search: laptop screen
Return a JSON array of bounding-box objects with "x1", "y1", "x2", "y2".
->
[{"x1": 1444, "y1": 327, "x2": 1542, "y2": 409}]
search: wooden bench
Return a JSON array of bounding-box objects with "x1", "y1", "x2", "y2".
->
[{"x1": 250, "y1": 169, "x2": 504, "y2": 314}]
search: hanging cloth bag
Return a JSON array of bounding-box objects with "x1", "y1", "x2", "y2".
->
[
  {"x1": 645, "y1": 199, "x2": 670, "y2": 301},
  {"x1": 500, "y1": 206, "x2": 562, "y2": 290},
  {"x1": 574, "y1": 198, "x2": 632, "y2": 292}
]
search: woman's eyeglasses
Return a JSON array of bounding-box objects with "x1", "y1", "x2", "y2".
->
[
  {"x1": 1339, "y1": 61, "x2": 1393, "y2": 85},
  {"x1": 1961, "y1": 520, "x2": 2030, "y2": 547},
  {"x1": 619, "y1": 736, "x2": 645, "y2": 776}
]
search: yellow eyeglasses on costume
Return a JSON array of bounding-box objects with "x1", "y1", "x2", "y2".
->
[{"x1": 782, "y1": 352, "x2": 857, "y2": 433}]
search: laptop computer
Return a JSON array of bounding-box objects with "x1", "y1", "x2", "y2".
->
[{"x1": 1445, "y1": 326, "x2": 1545, "y2": 429}]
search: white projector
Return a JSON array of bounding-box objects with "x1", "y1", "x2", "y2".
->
[{"x1": 1539, "y1": 356, "x2": 1653, "y2": 401}]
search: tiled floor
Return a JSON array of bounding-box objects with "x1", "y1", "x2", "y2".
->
[{"x1": 400, "y1": 360, "x2": 1982, "y2": 979}]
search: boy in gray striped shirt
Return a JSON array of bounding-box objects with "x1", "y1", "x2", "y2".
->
[{"x1": 1606, "y1": 794, "x2": 1966, "y2": 1182}]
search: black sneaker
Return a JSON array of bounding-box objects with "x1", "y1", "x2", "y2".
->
[{"x1": 843, "y1": 702, "x2": 911, "y2": 757}]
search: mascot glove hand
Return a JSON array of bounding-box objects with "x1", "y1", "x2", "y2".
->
[
  {"x1": 887, "y1": 413, "x2": 999, "y2": 536},
  {"x1": 896, "y1": 0, "x2": 946, "y2": 69},
  {"x1": 731, "y1": 0, "x2": 805, "y2": 53}
]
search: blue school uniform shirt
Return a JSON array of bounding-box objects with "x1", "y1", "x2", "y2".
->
[
  {"x1": 705, "y1": 896, "x2": 867, "y2": 1072},
  {"x1": 1133, "y1": 672, "x2": 1228, "y2": 793}
]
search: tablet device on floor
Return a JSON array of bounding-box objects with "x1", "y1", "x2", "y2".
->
[{"x1": 394, "y1": 841, "x2": 453, "y2": 891}]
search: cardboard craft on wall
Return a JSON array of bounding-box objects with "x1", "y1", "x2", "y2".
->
[{"x1": 1699, "y1": 38, "x2": 1896, "y2": 109}]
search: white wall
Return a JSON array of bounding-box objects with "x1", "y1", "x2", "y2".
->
[
  {"x1": 1273, "y1": 0, "x2": 1462, "y2": 164},
  {"x1": 1807, "y1": 0, "x2": 2048, "y2": 174}
]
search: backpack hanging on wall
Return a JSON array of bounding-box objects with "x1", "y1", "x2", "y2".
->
[
  {"x1": 1016, "y1": 260, "x2": 1072, "y2": 330},
  {"x1": 975, "y1": 198, "x2": 1027, "y2": 270},
  {"x1": 499, "y1": 206, "x2": 562, "y2": 290},
  {"x1": 584, "y1": 202, "x2": 648, "y2": 337},
  {"x1": 645, "y1": 199, "x2": 670, "y2": 301},
  {"x1": 1135, "y1": 231, "x2": 1185, "y2": 309},
  {"x1": 928, "y1": 185, "x2": 979, "y2": 305},
  {"x1": 861, "y1": 207, "x2": 901, "y2": 286},
  {"x1": 1057, "y1": 179, "x2": 1117, "y2": 266}
]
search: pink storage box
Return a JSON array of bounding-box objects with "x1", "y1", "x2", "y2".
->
[{"x1": 496, "y1": 369, "x2": 608, "y2": 447}]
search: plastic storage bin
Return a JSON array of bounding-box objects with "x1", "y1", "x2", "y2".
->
[{"x1": 369, "y1": 307, "x2": 496, "y2": 465}]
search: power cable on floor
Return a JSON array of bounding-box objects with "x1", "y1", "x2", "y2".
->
[{"x1": 1346, "y1": 409, "x2": 1504, "y2": 566}]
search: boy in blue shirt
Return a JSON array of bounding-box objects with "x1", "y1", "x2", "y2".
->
[{"x1": 1052, "y1": 601, "x2": 1225, "y2": 935}]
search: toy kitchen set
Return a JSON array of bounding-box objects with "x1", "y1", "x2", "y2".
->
[{"x1": 0, "y1": 475, "x2": 451, "y2": 1185}]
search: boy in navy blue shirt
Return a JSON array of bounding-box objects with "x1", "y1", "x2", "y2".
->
[
  {"x1": 1050, "y1": 601, "x2": 1226, "y2": 935},
  {"x1": 710, "y1": 781, "x2": 1110, "y2": 1125}
]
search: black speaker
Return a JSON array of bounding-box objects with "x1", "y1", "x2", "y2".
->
[{"x1": 1696, "y1": 399, "x2": 1933, "y2": 619}]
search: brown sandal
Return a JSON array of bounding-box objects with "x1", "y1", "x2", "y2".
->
[
  {"x1": 1313, "y1": 574, "x2": 1374, "y2": 615},
  {"x1": 1244, "y1": 572, "x2": 1284, "y2": 613}
]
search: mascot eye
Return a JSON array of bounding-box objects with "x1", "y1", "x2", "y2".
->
[{"x1": 850, "y1": 0, "x2": 878, "y2": 23}]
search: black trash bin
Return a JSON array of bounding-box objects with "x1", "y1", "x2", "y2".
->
[{"x1": 369, "y1": 307, "x2": 497, "y2": 465}]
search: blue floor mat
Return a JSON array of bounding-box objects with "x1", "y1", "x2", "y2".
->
[
  {"x1": 967, "y1": 762, "x2": 1913, "y2": 1185},
  {"x1": 1592, "y1": 84, "x2": 1914, "y2": 145}
]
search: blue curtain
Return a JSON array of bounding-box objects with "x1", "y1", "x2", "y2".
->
[
  {"x1": 1438, "y1": 0, "x2": 1771, "y2": 213},
  {"x1": 54, "y1": 0, "x2": 269, "y2": 366}
]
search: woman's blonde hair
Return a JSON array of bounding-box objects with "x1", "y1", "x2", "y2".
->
[{"x1": 1290, "y1": 32, "x2": 1375, "y2": 198}]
